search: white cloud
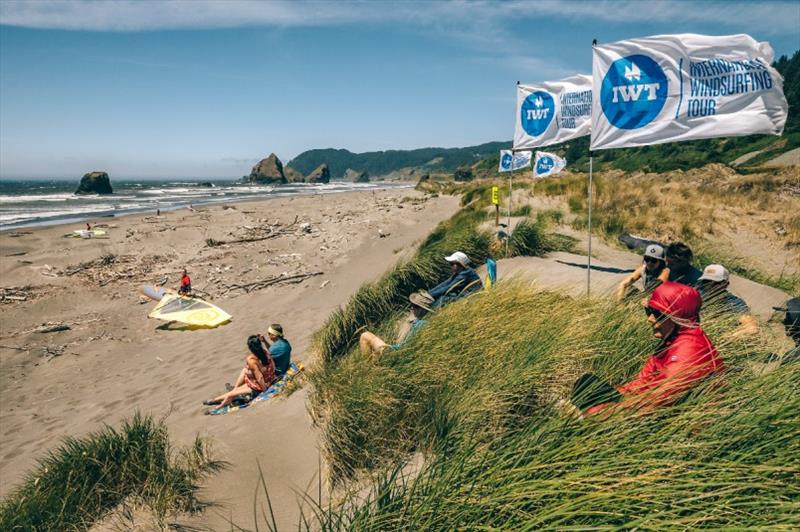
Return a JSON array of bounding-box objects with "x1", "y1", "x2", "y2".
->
[{"x1": 1, "y1": 0, "x2": 797, "y2": 35}]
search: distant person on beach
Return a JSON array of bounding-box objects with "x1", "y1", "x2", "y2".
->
[
  {"x1": 665, "y1": 242, "x2": 703, "y2": 287},
  {"x1": 571, "y1": 282, "x2": 724, "y2": 416},
  {"x1": 697, "y1": 264, "x2": 758, "y2": 336},
  {"x1": 203, "y1": 335, "x2": 276, "y2": 408},
  {"x1": 426, "y1": 251, "x2": 483, "y2": 308},
  {"x1": 360, "y1": 293, "x2": 432, "y2": 358},
  {"x1": 86, "y1": 223, "x2": 91, "y2": 231},
  {"x1": 259, "y1": 324, "x2": 292, "y2": 378},
  {"x1": 177, "y1": 269, "x2": 192, "y2": 295},
  {"x1": 615, "y1": 244, "x2": 670, "y2": 301}
]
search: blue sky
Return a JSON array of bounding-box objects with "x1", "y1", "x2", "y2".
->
[{"x1": 1, "y1": 0, "x2": 798, "y2": 179}]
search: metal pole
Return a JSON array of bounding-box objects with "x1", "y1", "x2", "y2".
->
[
  {"x1": 506, "y1": 166, "x2": 513, "y2": 256},
  {"x1": 587, "y1": 155, "x2": 593, "y2": 296}
]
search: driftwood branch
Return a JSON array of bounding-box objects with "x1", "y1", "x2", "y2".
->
[{"x1": 222, "y1": 271, "x2": 323, "y2": 294}]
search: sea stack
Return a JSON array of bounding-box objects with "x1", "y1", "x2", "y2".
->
[
  {"x1": 305, "y1": 163, "x2": 331, "y2": 184},
  {"x1": 75, "y1": 171, "x2": 113, "y2": 195},
  {"x1": 284, "y1": 166, "x2": 305, "y2": 183},
  {"x1": 249, "y1": 153, "x2": 288, "y2": 184},
  {"x1": 345, "y1": 168, "x2": 370, "y2": 183}
]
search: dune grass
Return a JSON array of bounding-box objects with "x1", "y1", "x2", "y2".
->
[
  {"x1": 0, "y1": 413, "x2": 224, "y2": 531},
  {"x1": 529, "y1": 165, "x2": 800, "y2": 293},
  {"x1": 313, "y1": 186, "x2": 559, "y2": 364},
  {"x1": 306, "y1": 282, "x2": 799, "y2": 528}
]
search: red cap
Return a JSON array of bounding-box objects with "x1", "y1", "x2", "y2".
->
[{"x1": 648, "y1": 282, "x2": 702, "y2": 325}]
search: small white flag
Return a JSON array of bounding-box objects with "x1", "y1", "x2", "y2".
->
[
  {"x1": 533, "y1": 151, "x2": 567, "y2": 178},
  {"x1": 514, "y1": 74, "x2": 592, "y2": 150},
  {"x1": 498, "y1": 150, "x2": 532, "y2": 172},
  {"x1": 591, "y1": 33, "x2": 788, "y2": 150}
]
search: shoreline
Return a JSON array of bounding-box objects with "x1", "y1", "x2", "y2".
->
[
  {"x1": 0, "y1": 181, "x2": 414, "y2": 232},
  {"x1": 0, "y1": 187, "x2": 460, "y2": 528}
]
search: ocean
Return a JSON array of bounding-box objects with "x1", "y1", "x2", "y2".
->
[{"x1": 0, "y1": 179, "x2": 410, "y2": 230}]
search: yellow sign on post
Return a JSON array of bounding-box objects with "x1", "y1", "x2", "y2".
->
[{"x1": 491, "y1": 186, "x2": 499, "y2": 205}]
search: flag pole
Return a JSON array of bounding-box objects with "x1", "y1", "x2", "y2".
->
[
  {"x1": 507, "y1": 161, "x2": 513, "y2": 256},
  {"x1": 587, "y1": 153, "x2": 593, "y2": 296},
  {"x1": 587, "y1": 39, "x2": 597, "y2": 297}
]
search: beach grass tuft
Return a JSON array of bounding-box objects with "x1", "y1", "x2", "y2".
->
[
  {"x1": 0, "y1": 413, "x2": 224, "y2": 531},
  {"x1": 307, "y1": 282, "x2": 799, "y2": 528}
]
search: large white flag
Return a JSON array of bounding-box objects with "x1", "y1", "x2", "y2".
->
[
  {"x1": 498, "y1": 150, "x2": 532, "y2": 172},
  {"x1": 591, "y1": 33, "x2": 787, "y2": 150},
  {"x1": 514, "y1": 74, "x2": 592, "y2": 150},
  {"x1": 533, "y1": 151, "x2": 567, "y2": 178}
]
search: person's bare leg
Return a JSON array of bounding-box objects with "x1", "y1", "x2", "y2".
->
[
  {"x1": 359, "y1": 331, "x2": 388, "y2": 357},
  {"x1": 213, "y1": 385, "x2": 253, "y2": 407}
]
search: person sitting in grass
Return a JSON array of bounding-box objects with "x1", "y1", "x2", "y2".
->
[
  {"x1": 665, "y1": 242, "x2": 703, "y2": 288},
  {"x1": 259, "y1": 324, "x2": 292, "y2": 378},
  {"x1": 615, "y1": 244, "x2": 670, "y2": 301},
  {"x1": 427, "y1": 251, "x2": 483, "y2": 309},
  {"x1": 359, "y1": 293, "x2": 432, "y2": 358},
  {"x1": 571, "y1": 282, "x2": 724, "y2": 416},
  {"x1": 204, "y1": 335, "x2": 276, "y2": 408},
  {"x1": 697, "y1": 264, "x2": 758, "y2": 336}
]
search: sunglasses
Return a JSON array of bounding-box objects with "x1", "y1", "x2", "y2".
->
[
  {"x1": 644, "y1": 306, "x2": 664, "y2": 319},
  {"x1": 644, "y1": 256, "x2": 661, "y2": 263}
]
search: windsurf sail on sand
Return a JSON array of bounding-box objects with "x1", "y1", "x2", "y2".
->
[
  {"x1": 206, "y1": 362, "x2": 304, "y2": 415},
  {"x1": 148, "y1": 293, "x2": 231, "y2": 328},
  {"x1": 64, "y1": 229, "x2": 108, "y2": 239}
]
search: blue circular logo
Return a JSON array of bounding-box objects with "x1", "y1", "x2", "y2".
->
[
  {"x1": 600, "y1": 54, "x2": 668, "y2": 130},
  {"x1": 500, "y1": 152, "x2": 513, "y2": 170},
  {"x1": 536, "y1": 156, "x2": 554, "y2": 174},
  {"x1": 520, "y1": 91, "x2": 555, "y2": 137}
]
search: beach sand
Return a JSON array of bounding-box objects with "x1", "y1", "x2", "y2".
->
[{"x1": 0, "y1": 187, "x2": 460, "y2": 529}]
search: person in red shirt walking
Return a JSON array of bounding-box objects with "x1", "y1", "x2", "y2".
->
[{"x1": 572, "y1": 282, "x2": 724, "y2": 416}]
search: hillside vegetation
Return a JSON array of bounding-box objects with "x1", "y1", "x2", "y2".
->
[{"x1": 304, "y1": 179, "x2": 798, "y2": 529}]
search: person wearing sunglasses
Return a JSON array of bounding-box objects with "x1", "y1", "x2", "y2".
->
[
  {"x1": 615, "y1": 244, "x2": 670, "y2": 302},
  {"x1": 573, "y1": 282, "x2": 724, "y2": 416}
]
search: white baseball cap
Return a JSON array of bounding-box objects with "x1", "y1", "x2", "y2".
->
[
  {"x1": 699, "y1": 264, "x2": 730, "y2": 283},
  {"x1": 643, "y1": 244, "x2": 665, "y2": 261},
  {"x1": 444, "y1": 251, "x2": 470, "y2": 267}
]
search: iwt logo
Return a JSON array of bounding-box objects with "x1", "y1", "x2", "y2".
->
[
  {"x1": 500, "y1": 152, "x2": 513, "y2": 170},
  {"x1": 601, "y1": 54, "x2": 668, "y2": 129},
  {"x1": 520, "y1": 91, "x2": 555, "y2": 137},
  {"x1": 536, "y1": 156, "x2": 554, "y2": 174}
]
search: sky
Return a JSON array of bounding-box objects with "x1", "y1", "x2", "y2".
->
[{"x1": 1, "y1": 0, "x2": 799, "y2": 179}]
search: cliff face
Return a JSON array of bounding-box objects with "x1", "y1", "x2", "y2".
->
[
  {"x1": 249, "y1": 154, "x2": 287, "y2": 184},
  {"x1": 75, "y1": 172, "x2": 113, "y2": 195}
]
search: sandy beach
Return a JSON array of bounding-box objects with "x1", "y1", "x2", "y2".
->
[{"x1": 0, "y1": 187, "x2": 460, "y2": 529}]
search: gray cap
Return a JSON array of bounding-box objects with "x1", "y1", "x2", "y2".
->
[{"x1": 644, "y1": 244, "x2": 665, "y2": 261}]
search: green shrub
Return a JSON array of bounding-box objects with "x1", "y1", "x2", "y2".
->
[{"x1": 0, "y1": 413, "x2": 223, "y2": 531}]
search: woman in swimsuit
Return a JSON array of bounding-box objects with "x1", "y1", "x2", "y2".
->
[{"x1": 204, "y1": 335, "x2": 276, "y2": 407}]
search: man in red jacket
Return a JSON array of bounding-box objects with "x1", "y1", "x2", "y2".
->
[{"x1": 572, "y1": 282, "x2": 724, "y2": 415}]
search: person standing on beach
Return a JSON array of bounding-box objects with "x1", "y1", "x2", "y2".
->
[
  {"x1": 259, "y1": 324, "x2": 292, "y2": 378},
  {"x1": 665, "y1": 242, "x2": 703, "y2": 288}
]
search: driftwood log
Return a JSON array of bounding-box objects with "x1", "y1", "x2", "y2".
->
[{"x1": 222, "y1": 271, "x2": 323, "y2": 294}]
